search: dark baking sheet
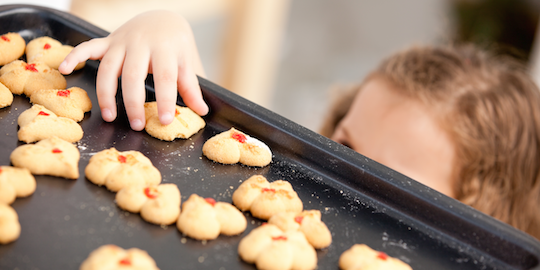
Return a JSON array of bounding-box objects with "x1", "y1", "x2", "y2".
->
[{"x1": 0, "y1": 4, "x2": 539, "y2": 270}]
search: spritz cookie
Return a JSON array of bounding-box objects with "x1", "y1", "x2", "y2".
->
[
  {"x1": 202, "y1": 128, "x2": 272, "y2": 167},
  {"x1": 85, "y1": 148, "x2": 161, "y2": 192},
  {"x1": 0, "y1": 82, "x2": 13, "y2": 108},
  {"x1": 0, "y1": 60, "x2": 66, "y2": 97},
  {"x1": 339, "y1": 244, "x2": 412, "y2": 270},
  {"x1": 10, "y1": 136, "x2": 80, "y2": 179},
  {"x1": 144, "y1": 101, "x2": 205, "y2": 141},
  {"x1": 177, "y1": 194, "x2": 247, "y2": 240},
  {"x1": 0, "y1": 203, "x2": 21, "y2": 244},
  {"x1": 268, "y1": 210, "x2": 332, "y2": 249},
  {"x1": 0, "y1": 32, "x2": 25, "y2": 66},
  {"x1": 232, "y1": 175, "x2": 303, "y2": 220},
  {"x1": 30, "y1": 87, "x2": 92, "y2": 121},
  {"x1": 26, "y1": 36, "x2": 85, "y2": 70},
  {"x1": 17, "y1": 104, "x2": 83, "y2": 143},
  {"x1": 0, "y1": 166, "x2": 36, "y2": 205},
  {"x1": 80, "y1": 244, "x2": 159, "y2": 270},
  {"x1": 116, "y1": 183, "x2": 181, "y2": 225}
]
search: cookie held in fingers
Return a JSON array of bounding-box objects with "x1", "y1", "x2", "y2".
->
[
  {"x1": 339, "y1": 244, "x2": 412, "y2": 270},
  {"x1": 238, "y1": 223, "x2": 317, "y2": 270},
  {"x1": 143, "y1": 101, "x2": 206, "y2": 141},
  {"x1": 116, "y1": 183, "x2": 181, "y2": 225},
  {"x1": 232, "y1": 175, "x2": 303, "y2": 220},
  {"x1": 202, "y1": 128, "x2": 272, "y2": 167},
  {"x1": 10, "y1": 136, "x2": 80, "y2": 179},
  {"x1": 17, "y1": 104, "x2": 83, "y2": 143},
  {"x1": 177, "y1": 194, "x2": 247, "y2": 240},
  {"x1": 0, "y1": 60, "x2": 66, "y2": 97},
  {"x1": 26, "y1": 36, "x2": 85, "y2": 70},
  {"x1": 0, "y1": 32, "x2": 25, "y2": 66},
  {"x1": 0, "y1": 166, "x2": 36, "y2": 205},
  {"x1": 80, "y1": 244, "x2": 159, "y2": 270},
  {"x1": 0, "y1": 203, "x2": 21, "y2": 245},
  {"x1": 85, "y1": 148, "x2": 161, "y2": 192},
  {"x1": 0, "y1": 82, "x2": 13, "y2": 108},
  {"x1": 268, "y1": 210, "x2": 332, "y2": 249},
  {"x1": 30, "y1": 87, "x2": 92, "y2": 121}
]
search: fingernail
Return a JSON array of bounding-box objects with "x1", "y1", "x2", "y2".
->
[
  {"x1": 101, "y1": 109, "x2": 113, "y2": 121},
  {"x1": 160, "y1": 112, "x2": 173, "y2": 124},
  {"x1": 130, "y1": 119, "x2": 144, "y2": 131}
]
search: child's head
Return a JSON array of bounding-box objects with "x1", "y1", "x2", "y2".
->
[{"x1": 321, "y1": 44, "x2": 540, "y2": 238}]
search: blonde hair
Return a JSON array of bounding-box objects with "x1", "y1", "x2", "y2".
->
[{"x1": 321, "y1": 44, "x2": 540, "y2": 239}]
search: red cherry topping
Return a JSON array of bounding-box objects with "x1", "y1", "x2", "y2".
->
[
  {"x1": 261, "y1": 188, "x2": 276, "y2": 193},
  {"x1": 38, "y1": 111, "x2": 50, "y2": 116},
  {"x1": 205, "y1": 198, "x2": 216, "y2": 206},
  {"x1": 231, "y1": 132, "x2": 247, "y2": 143},
  {"x1": 175, "y1": 109, "x2": 180, "y2": 116},
  {"x1": 272, "y1": 236, "x2": 287, "y2": 241},
  {"x1": 0, "y1": 167, "x2": 3, "y2": 174},
  {"x1": 25, "y1": 63, "x2": 38, "y2": 72},
  {"x1": 294, "y1": 216, "x2": 304, "y2": 224},
  {"x1": 44, "y1": 43, "x2": 51, "y2": 49},
  {"x1": 119, "y1": 258, "x2": 131, "y2": 265},
  {"x1": 377, "y1": 252, "x2": 388, "y2": 261},
  {"x1": 144, "y1": 187, "x2": 158, "y2": 199},
  {"x1": 52, "y1": 148, "x2": 62, "y2": 153},
  {"x1": 118, "y1": 155, "x2": 127, "y2": 163},
  {"x1": 57, "y1": 90, "x2": 70, "y2": 97},
  {"x1": 1, "y1": 35, "x2": 9, "y2": 42}
]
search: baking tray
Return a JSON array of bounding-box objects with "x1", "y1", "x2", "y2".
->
[{"x1": 0, "y1": 4, "x2": 539, "y2": 270}]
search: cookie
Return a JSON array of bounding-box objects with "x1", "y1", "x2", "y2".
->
[
  {"x1": 238, "y1": 223, "x2": 317, "y2": 270},
  {"x1": 17, "y1": 104, "x2": 83, "y2": 143},
  {"x1": 0, "y1": 203, "x2": 20, "y2": 245},
  {"x1": 0, "y1": 166, "x2": 36, "y2": 205},
  {"x1": 339, "y1": 244, "x2": 412, "y2": 270},
  {"x1": 0, "y1": 33, "x2": 25, "y2": 66},
  {"x1": 0, "y1": 82, "x2": 13, "y2": 108},
  {"x1": 202, "y1": 128, "x2": 272, "y2": 167},
  {"x1": 30, "y1": 87, "x2": 92, "y2": 121},
  {"x1": 0, "y1": 60, "x2": 66, "y2": 97},
  {"x1": 268, "y1": 210, "x2": 332, "y2": 249},
  {"x1": 232, "y1": 175, "x2": 303, "y2": 220},
  {"x1": 85, "y1": 148, "x2": 161, "y2": 192},
  {"x1": 176, "y1": 194, "x2": 247, "y2": 240},
  {"x1": 116, "y1": 183, "x2": 181, "y2": 225},
  {"x1": 26, "y1": 36, "x2": 85, "y2": 70},
  {"x1": 10, "y1": 136, "x2": 80, "y2": 179},
  {"x1": 80, "y1": 244, "x2": 159, "y2": 270},
  {"x1": 143, "y1": 101, "x2": 205, "y2": 141}
]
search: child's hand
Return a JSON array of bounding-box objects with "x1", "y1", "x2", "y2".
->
[{"x1": 59, "y1": 10, "x2": 208, "y2": 131}]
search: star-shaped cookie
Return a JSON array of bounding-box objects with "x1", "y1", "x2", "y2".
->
[
  {"x1": 26, "y1": 36, "x2": 85, "y2": 70},
  {"x1": 232, "y1": 175, "x2": 303, "y2": 220},
  {"x1": 30, "y1": 87, "x2": 92, "y2": 121},
  {"x1": 0, "y1": 60, "x2": 66, "y2": 97},
  {"x1": 202, "y1": 128, "x2": 272, "y2": 167},
  {"x1": 10, "y1": 136, "x2": 80, "y2": 179},
  {"x1": 85, "y1": 148, "x2": 162, "y2": 192},
  {"x1": 17, "y1": 104, "x2": 83, "y2": 143},
  {"x1": 0, "y1": 166, "x2": 36, "y2": 205},
  {"x1": 238, "y1": 223, "x2": 317, "y2": 270},
  {"x1": 116, "y1": 183, "x2": 181, "y2": 225},
  {"x1": 177, "y1": 194, "x2": 247, "y2": 240}
]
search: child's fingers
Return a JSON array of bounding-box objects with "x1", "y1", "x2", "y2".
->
[
  {"x1": 59, "y1": 38, "x2": 109, "y2": 74},
  {"x1": 151, "y1": 52, "x2": 179, "y2": 125},
  {"x1": 121, "y1": 49, "x2": 151, "y2": 131},
  {"x1": 177, "y1": 64, "x2": 208, "y2": 116},
  {"x1": 95, "y1": 46, "x2": 126, "y2": 123}
]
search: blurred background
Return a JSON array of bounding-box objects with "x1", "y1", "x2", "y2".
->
[{"x1": 2, "y1": 0, "x2": 540, "y2": 132}]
